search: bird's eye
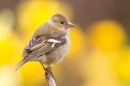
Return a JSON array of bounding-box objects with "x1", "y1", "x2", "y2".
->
[{"x1": 59, "y1": 21, "x2": 64, "y2": 24}]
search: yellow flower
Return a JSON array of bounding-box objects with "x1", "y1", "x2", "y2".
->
[
  {"x1": 87, "y1": 20, "x2": 127, "y2": 52},
  {"x1": 115, "y1": 46, "x2": 130, "y2": 83}
]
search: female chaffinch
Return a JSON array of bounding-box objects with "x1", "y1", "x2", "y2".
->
[{"x1": 14, "y1": 13, "x2": 74, "y2": 70}]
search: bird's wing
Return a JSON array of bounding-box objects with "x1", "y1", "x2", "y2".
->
[{"x1": 22, "y1": 35, "x2": 67, "y2": 60}]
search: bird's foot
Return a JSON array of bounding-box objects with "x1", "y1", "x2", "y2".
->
[{"x1": 44, "y1": 66, "x2": 55, "y2": 79}]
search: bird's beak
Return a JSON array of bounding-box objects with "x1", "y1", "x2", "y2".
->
[{"x1": 65, "y1": 22, "x2": 74, "y2": 29}]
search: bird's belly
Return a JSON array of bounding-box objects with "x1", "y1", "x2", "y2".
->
[{"x1": 47, "y1": 41, "x2": 70, "y2": 64}]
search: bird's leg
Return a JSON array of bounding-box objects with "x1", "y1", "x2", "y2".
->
[
  {"x1": 40, "y1": 62, "x2": 55, "y2": 79},
  {"x1": 40, "y1": 62, "x2": 47, "y2": 72},
  {"x1": 49, "y1": 65, "x2": 51, "y2": 68}
]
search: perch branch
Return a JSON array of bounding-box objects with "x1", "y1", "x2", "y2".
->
[{"x1": 44, "y1": 67, "x2": 57, "y2": 86}]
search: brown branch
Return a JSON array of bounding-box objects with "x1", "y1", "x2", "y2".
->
[{"x1": 44, "y1": 67, "x2": 57, "y2": 86}]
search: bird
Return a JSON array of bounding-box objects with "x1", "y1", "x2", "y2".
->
[{"x1": 14, "y1": 13, "x2": 74, "y2": 71}]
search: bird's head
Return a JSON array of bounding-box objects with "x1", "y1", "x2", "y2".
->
[{"x1": 48, "y1": 13, "x2": 74, "y2": 32}]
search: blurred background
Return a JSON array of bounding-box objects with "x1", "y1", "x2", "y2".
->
[{"x1": 0, "y1": 0, "x2": 130, "y2": 86}]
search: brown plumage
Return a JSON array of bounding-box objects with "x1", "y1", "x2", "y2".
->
[{"x1": 14, "y1": 13, "x2": 74, "y2": 70}]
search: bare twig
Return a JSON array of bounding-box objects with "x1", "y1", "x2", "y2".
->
[{"x1": 44, "y1": 67, "x2": 57, "y2": 86}]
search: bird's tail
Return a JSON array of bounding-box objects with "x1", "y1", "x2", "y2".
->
[{"x1": 13, "y1": 59, "x2": 27, "y2": 71}]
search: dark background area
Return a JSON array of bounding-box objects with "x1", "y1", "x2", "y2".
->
[{"x1": 0, "y1": 0, "x2": 130, "y2": 31}]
